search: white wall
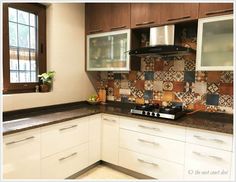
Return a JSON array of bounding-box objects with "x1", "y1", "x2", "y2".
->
[{"x1": 3, "y1": 3, "x2": 96, "y2": 111}]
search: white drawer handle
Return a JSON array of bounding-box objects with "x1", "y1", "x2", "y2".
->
[
  {"x1": 6, "y1": 136, "x2": 35, "y2": 145},
  {"x1": 193, "y1": 135, "x2": 224, "y2": 144},
  {"x1": 137, "y1": 158, "x2": 159, "y2": 167},
  {"x1": 59, "y1": 125, "x2": 77, "y2": 131},
  {"x1": 138, "y1": 138, "x2": 159, "y2": 146},
  {"x1": 59, "y1": 152, "x2": 77, "y2": 161},
  {"x1": 192, "y1": 151, "x2": 223, "y2": 161},
  {"x1": 138, "y1": 125, "x2": 160, "y2": 131},
  {"x1": 103, "y1": 118, "x2": 116, "y2": 122}
]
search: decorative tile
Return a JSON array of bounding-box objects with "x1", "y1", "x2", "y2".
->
[
  {"x1": 163, "y1": 60, "x2": 174, "y2": 71},
  {"x1": 194, "y1": 82, "x2": 207, "y2": 95},
  {"x1": 154, "y1": 71, "x2": 164, "y2": 81},
  {"x1": 130, "y1": 88, "x2": 138, "y2": 98},
  {"x1": 184, "y1": 58, "x2": 195, "y2": 71},
  {"x1": 99, "y1": 80, "x2": 108, "y2": 89},
  {"x1": 162, "y1": 91, "x2": 174, "y2": 101},
  {"x1": 107, "y1": 87, "x2": 114, "y2": 96},
  {"x1": 121, "y1": 73, "x2": 129, "y2": 80},
  {"x1": 135, "y1": 80, "x2": 145, "y2": 90},
  {"x1": 173, "y1": 82, "x2": 185, "y2": 92},
  {"x1": 206, "y1": 94, "x2": 219, "y2": 106},
  {"x1": 173, "y1": 71, "x2": 184, "y2": 82},
  {"x1": 141, "y1": 57, "x2": 154, "y2": 71},
  {"x1": 182, "y1": 92, "x2": 195, "y2": 105},
  {"x1": 128, "y1": 80, "x2": 136, "y2": 88},
  {"x1": 206, "y1": 105, "x2": 219, "y2": 112},
  {"x1": 135, "y1": 98, "x2": 145, "y2": 105},
  {"x1": 128, "y1": 71, "x2": 137, "y2": 80},
  {"x1": 219, "y1": 95, "x2": 233, "y2": 107},
  {"x1": 173, "y1": 60, "x2": 185, "y2": 71},
  {"x1": 136, "y1": 90, "x2": 144, "y2": 98},
  {"x1": 174, "y1": 92, "x2": 185, "y2": 102},
  {"x1": 107, "y1": 95, "x2": 114, "y2": 101},
  {"x1": 184, "y1": 71, "x2": 195, "y2": 82},
  {"x1": 108, "y1": 80, "x2": 114, "y2": 88},
  {"x1": 114, "y1": 88, "x2": 120, "y2": 97},
  {"x1": 100, "y1": 72, "x2": 108, "y2": 80},
  {"x1": 207, "y1": 83, "x2": 219, "y2": 94},
  {"x1": 121, "y1": 80, "x2": 129, "y2": 89},
  {"x1": 195, "y1": 71, "x2": 207, "y2": 82},
  {"x1": 136, "y1": 71, "x2": 145, "y2": 80},
  {"x1": 144, "y1": 80, "x2": 154, "y2": 90},
  {"x1": 163, "y1": 71, "x2": 175, "y2": 81},
  {"x1": 128, "y1": 95, "x2": 136, "y2": 103},
  {"x1": 107, "y1": 72, "x2": 114, "y2": 80},
  {"x1": 153, "y1": 80, "x2": 163, "y2": 91},
  {"x1": 153, "y1": 91, "x2": 163, "y2": 101},
  {"x1": 144, "y1": 90, "x2": 153, "y2": 100},
  {"x1": 220, "y1": 71, "x2": 233, "y2": 83},
  {"x1": 119, "y1": 88, "x2": 131, "y2": 95},
  {"x1": 219, "y1": 83, "x2": 233, "y2": 95},
  {"x1": 207, "y1": 71, "x2": 220, "y2": 83},
  {"x1": 194, "y1": 102, "x2": 206, "y2": 111},
  {"x1": 114, "y1": 73, "x2": 121, "y2": 80},
  {"x1": 144, "y1": 71, "x2": 154, "y2": 80},
  {"x1": 163, "y1": 81, "x2": 173, "y2": 91},
  {"x1": 154, "y1": 58, "x2": 164, "y2": 71},
  {"x1": 184, "y1": 82, "x2": 195, "y2": 93},
  {"x1": 114, "y1": 80, "x2": 121, "y2": 88}
]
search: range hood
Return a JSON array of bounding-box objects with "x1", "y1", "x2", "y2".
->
[{"x1": 129, "y1": 25, "x2": 194, "y2": 57}]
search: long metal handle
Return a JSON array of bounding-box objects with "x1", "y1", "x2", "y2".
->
[
  {"x1": 6, "y1": 136, "x2": 35, "y2": 145},
  {"x1": 59, "y1": 125, "x2": 77, "y2": 131},
  {"x1": 192, "y1": 151, "x2": 223, "y2": 161},
  {"x1": 138, "y1": 125, "x2": 160, "y2": 131},
  {"x1": 59, "y1": 152, "x2": 77, "y2": 161},
  {"x1": 89, "y1": 29, "x2": 103, "y2": 34},
  {"x1": 193, "y1": 135, "x2": 224, "y2": 144},
  {"x1": 110, "y1": 25, "x2": 126, "y2": 30},
  {"x1": 136, "y1": 21, "x2": 155, "y2": 26},
  {"x1": 103, "y1": 118, "x2": 116, "y2": 122},
  {"x1": 138, "y1": 138, "x2": 159, "y2": 145},
  {"x1": 137, "y1": 158, "x2": 159, "y2": 166},
  {"x1": 167, "y1": 16, "x2": 191, "y2": 22},
  {"x1": 205, "y1": 9, "x2": 233, "y2": 16}
]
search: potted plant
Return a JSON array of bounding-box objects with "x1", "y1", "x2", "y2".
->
[{"x1": 38, "y1": 71, "x2": 55, "y2": 92}]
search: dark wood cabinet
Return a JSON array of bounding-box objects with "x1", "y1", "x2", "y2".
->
[
  {"x1": 199, "y1": 3, "x2": 233, "y2": 18},
  {"x1": 160, "y1": 3, "x2": 199, "y2": 25},
  {"x1": 131, "y1": 3, "x2": 161, "y2": 28}
]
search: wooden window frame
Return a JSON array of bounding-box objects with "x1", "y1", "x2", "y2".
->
[{"x1": 3, "y1": 3, "x2": 46, "y2": 94}]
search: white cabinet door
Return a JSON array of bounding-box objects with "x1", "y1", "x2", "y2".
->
[
  {"x1": 101, "y1": 114, "x2": 119, "y2": 165},
  {"x1": 184, "y1": 143, "x2": 232, "y2": 180},
  {"x1": 88, "y1": 114, "x2": 102, "y2": 165},
  {"x1": 3, "y1": 128, "x2": 41, "y2": 179}
]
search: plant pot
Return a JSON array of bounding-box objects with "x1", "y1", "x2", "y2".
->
[{"x1": 40, "y1": 84, "x2": 51, "y2": 92}]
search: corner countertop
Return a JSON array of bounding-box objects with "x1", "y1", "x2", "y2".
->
[{"x1": 3, "y1": 103, "x2": 233, "y2": 135}]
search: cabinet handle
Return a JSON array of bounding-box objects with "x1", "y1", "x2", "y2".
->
[
  {"x1": 193, "y1": 135, "x2": 224, "y2": 144},
  {"x1": 205, "y1": 9, "x2": 233, "y2": 16},
  {"x1": 138, "y1": 138, "x2": 159, "y2": 145},
  {"x1": 136, "y1": 21, "x2": 155, "y2": 26},
  {"x1": 59, "y1": 152, "x2": 77, "y2": 161},
  {"x1": 5, "y1": 136, "x2": 35, "y2": 145},
  {"x1": 59, "y1": 125, "x2": 77, "y2": 131},
  {"x1": 137, "y1": 158, "x2": 159, "y2": 166},
  {"x1": 89, "y1": 29, "x2": 103, "y2": 34},
  {"x1": 138, "y1": 124, "x2": 160, "y2": 131},
  {"x1": 110, "y1": 25, "x2": 127, "y2": 30},
  {"x1": 167, "y1": 16, "x2": 191, "y2": 22},
  {"x1": 103, "y1": 118, "x2": 116, "y2": 122},
  {"x1": 192, "y1": 151, "x2": 223, "y2": 161}
]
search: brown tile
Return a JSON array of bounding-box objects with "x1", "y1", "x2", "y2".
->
[
  {"x1": 121, "y1": 80, "x2": 129, "y2": 89},
  {"x1": 173, "y1": 82, "x2": 185, "y2": 92},
  {"x1": 163, "y1": 81, "x2": 173, "y2": 91},
  {"x1": 128, "y1": 71, "x2": 137, "y2": 80},
  {"x1": 163, "y1": 60, "x2": 174, "y2": 71},
  {"x1": 194, "y1": 102, "x2": 206, "y2": 111},
  {"x1": 219, "y1": 83, "x2": 233, "y2": 95},
  {"x1": 108, "y1": 80, "x2": 114, "y2": 88},
  {"x1": 135, "y1": 98, "x2": 144, "y2": 105},
  {"x1": 154, "y1": 58, "x2": 164, "y2": 71},
  {"x1": 162, "y1": 91, "x2": 174, "y2": 102},
  {"x1": 135, "y1": 80, "x2": 145, "y2": 90},
  {"x1": 114, "y1": 88, "x2": 120, "y2": 97},
  {"x1": 207, "y1": 71, "x2": 221, "y2": 83}
]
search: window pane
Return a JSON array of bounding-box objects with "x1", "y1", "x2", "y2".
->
[
  {"x1": 18, "y1": 10, "x2": 29, "y2": 25},
  {"x1": 31, "y1": 51, "x2": 36, "y2": 60},
  {"x1": 19, "y1": 49, "x2": 29, "y2": 60},
  {"x1": 30, "y1": 13, "x2": 35, "y2": 27},
  {"x1": 30, "y1": 27, "x2": 36, "y2": 49},
  {"x1": 10, "y1": 71, "x2": 19, "y2": 83},
  {"x1": 10, "y1": 47, "x2": 18, "y2": 60},
  {"x1": 31, "y1": 71, "x2": 36, "y2": 82},
  {"x1": 10, "y1": 59, "x2": 18, "y2": 70},
  {"x1": 9, "y1": 22, "x2": 17, "y2": 47},
  {"x1": 19, "y1": 60, "x2": 30, "y2": 71},
  {"x1": 19, "y1": 71, "x2": 26, "y2": 82},
  {"x1": 9, "y1": 8, "x2": 17, "y2": 22},
  {"x1": 18, "y1": 24, "x2": 29, "y2": 48},
  {"x1": 30, "y1": 60, "x2": 36, "y2": 71}
]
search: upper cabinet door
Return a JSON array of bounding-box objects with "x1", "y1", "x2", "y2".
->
[
  {"x1": 110, "y1": 3, "x2": 130, "y2": 31},
  {"x1": 85, "y1": 3, "x2": 110, "y2": 34},
  {"x1": 199, "y1": 3, "x2": 233, "y2": 18},
  {"x1": 160, "y1": 3, "x2": 199, "y2": 25},
  {"x1": 131, "y1": 3, "x2": 160, "y2": 28}
]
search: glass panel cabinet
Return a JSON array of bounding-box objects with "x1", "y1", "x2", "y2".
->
[
  {"x1": 196, "y1": 15, "x2": 233, "y2": 70},
  {"x1": 87, "y1": 29, "x2": 130, "y2": 71}
]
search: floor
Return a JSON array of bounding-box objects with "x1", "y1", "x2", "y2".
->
[{"x1": 77, "y1": 164, "x2": 136, "y2": 180}]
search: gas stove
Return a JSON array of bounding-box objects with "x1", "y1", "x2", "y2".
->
[{"x1": 130, "y1": 104, "x2": 185, "y2": 120}]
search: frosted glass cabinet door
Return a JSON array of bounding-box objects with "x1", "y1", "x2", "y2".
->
[
  {"x1": 196, "y1": 15, "x2": 233, "y2": 70},
  {"x1": 87, "y1": 29, "x2": 130, "y2": 71}
]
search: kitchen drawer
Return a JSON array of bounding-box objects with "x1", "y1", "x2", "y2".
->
[
  {"x1": 119, "y1": 129, "x2": 185, "y2": 164},
  {"x1": 186, "y1": 128, "x2": 233, "y2": 151},
  {"x1": 119, "y1": 116, "x2": 186, "y2": 141},
  {"x1": 41, "y1": 143, "x2": 89, "y2": 179},
  {"x1": 119, "y1": 148, "x2": 184, "y2": 179},
  {"x1": 41, "y1": 118, "x2": 89, "y2": 157},
  {"x1": 184, "y1": 143, "x2": 232, "y2": 180},
  {"x1": 102, "y1": 114, "x2": 120, "y2": 123}
]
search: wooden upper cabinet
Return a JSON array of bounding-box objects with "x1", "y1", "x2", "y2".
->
[
  {"x1": 110, "y1": 3, "x2": 130, "y2": 31},
  {"x1": 160, "y1": 3, "x2": 199, "y2": 25},
  {"x1": 198, "y1": 3, "x2": 233, "y2": 18},
  {"x1": 131, "y1": 3, "x2": 160, "y2": 28},
  {"x1": 85, "y1": 3, "x2": 110, "y2": 34}
]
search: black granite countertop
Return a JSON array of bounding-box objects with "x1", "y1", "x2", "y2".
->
[{"x1": 3, "y1": 102, "x2": 233, "y2": 135}]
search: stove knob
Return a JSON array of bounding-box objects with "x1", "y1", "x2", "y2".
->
[
  {"x1": 142, "y1": 111, "x2": 145, "y2": 115},
  {"x1": 152, "y1": 112, "x2": 155, "y2": 116}
]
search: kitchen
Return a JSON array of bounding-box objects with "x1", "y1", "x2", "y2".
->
[{"x1": 1, "y1": 1, "x2": 234, "y2": 181}]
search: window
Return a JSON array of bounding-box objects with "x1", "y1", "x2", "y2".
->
[{"x1": 3, "y1": 3, "x2": 46, "y2": 94}]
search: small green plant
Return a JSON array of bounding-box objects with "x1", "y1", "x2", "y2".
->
[{"x1": 38, "y1": 71, "x2": 55, "y2": 85}]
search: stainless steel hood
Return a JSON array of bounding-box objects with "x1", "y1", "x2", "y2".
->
[{"x1": 129, "y1": 25, "x2": 194, "y2": 57}]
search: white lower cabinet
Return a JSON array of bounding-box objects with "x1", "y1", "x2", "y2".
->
[
  {"x1": 119, "y1": 148, "x2": 184, "y2": 179},
  {"x1": 41, "y1": 143, "x2": 89, "y2": 179},
  {"x1": 3, "y1": 128, "x2": 41, "y2": 179}
]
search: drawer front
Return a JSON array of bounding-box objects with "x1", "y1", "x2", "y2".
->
[
  {"x1": 41, "y1": 143, "x2": 89, "y2": 179},
  {"x1": 184, "y1": 143, "x2": 232, "y2": 180},
  {"x1": 3, "y1": 128, "x2": 40, "y2": 179},
  {"x1": 119, "y1": 116, "x2": 186, "y2": 141},
  {"x1": 186, "y1": 128, "x2": 233, "y2": 151},
  {"x1": 102, "y1": 114, "x2": 120, "y2": 123},
  {"x1": 119, "y1": 129, "x2": 185, "y2": 164},
  {"x1": 119, "y1": 148, "x2": 184, "y2": 179},
  {"x1": 41, "y1": 118, "x2": 89, "y2": 157}
]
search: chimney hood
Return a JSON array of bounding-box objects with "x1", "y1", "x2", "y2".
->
[{"x1": 129, "y1": 25, "x2": 195, "y2": 58}]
